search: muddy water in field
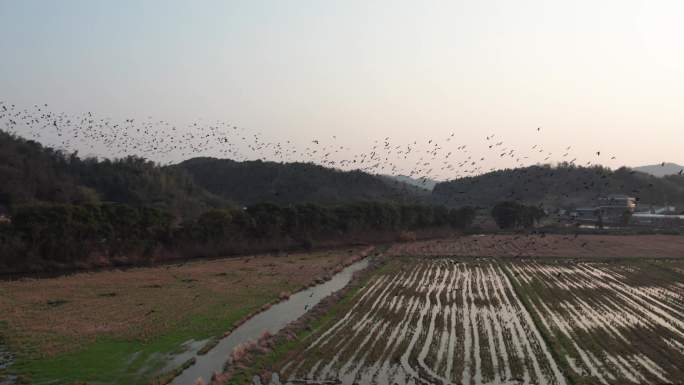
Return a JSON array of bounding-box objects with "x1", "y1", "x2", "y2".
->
[
  {"x1": 255, "y1": 258, "x2": 684, "y2": 385},
  {"x1": 0, "y1": 343, "x2": 16, "y2": 385},
  {"x1": 168, "y1": 257, "x2": 370, "y2": 385},
  {"x1": 281, "y1": 260, "x2": 573, "y2": 385}
]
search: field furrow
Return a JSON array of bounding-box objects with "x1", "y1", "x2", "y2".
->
[{"x1": 256, "y1": 257, "x2": 684, "y2": 385}]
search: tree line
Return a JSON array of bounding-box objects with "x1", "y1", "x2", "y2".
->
[
  {"x1": 490, "y1": 201, "x2": 546, "y2": 229},
  {"x1": 0, "y1": 202, "x2": 476, "y2": 273}
]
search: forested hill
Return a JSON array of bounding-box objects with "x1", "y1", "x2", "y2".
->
[
  {"x1": 432, "y1": 164, "x2": 684, "y2": 209},
  {"x1": 175, "y1": 157, "x2": 427, "y2": 206},
  {"x1": 0, "y1": 131, "x2": 425, "y2": 217},
  {"x1": 8, "y1": 130, "x2": 682, "y2": 216},
  {"x1": 0, "y1": 131, "x2": 228, "y2": 218}
]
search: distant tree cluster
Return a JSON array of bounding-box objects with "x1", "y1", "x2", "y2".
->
[
  {"x1": 181, "y1": 202, "x2": 475, "y2": 241},
  {"x1": 0, "y1": 202, "x2": 475, "y2": 273},
  {"x1": 491, "y1": 201, "x2": 546, "y2": 229},
  {"x1": 170, "y1": 202, "x2": 476, "y2": 258}
]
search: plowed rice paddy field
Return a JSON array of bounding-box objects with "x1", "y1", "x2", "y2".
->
[{"x1": 254, "y1": 236, "x2": 684, "y2": 385}]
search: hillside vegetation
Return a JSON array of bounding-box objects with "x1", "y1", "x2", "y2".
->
[
  {"x1": 0, "y1": 131, "x2": 225, "y2": 218},
  {"x1": 7, "y1": 130, "x2": 681, "y2": 218},
  {"x1": 0, "y1": 132, "x2": 423, "y2": 218},
  {"x1": 175, "y1": 157, "x2": 425, "y2": 206},
  {"x1": 4, "y1": 130, "x2": 684, "y2": 272},
  {"x1": 433, "y1": 163, "x2": 684, "y2": 209},
  {"x1": 0, "y1": 130, "x2": 472, "y2": 273}
]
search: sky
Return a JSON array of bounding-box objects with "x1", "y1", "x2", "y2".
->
[{"x1": 1, "y1": 0, "x2": 683, "y2": 179}]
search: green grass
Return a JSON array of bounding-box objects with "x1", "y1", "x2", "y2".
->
[
  {"x1": 7, "y1": 296, "x2": 273, "y2": 385},
  {"x1": 1, "y1": 249, "x2": 368, "y2": 385}
]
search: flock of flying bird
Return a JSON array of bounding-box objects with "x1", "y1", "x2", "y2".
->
[
  {"x1": 2, "y1": 100, "x2": 683, "y2": 269},
  {"x1": 0, "y1": 100, "x2": 637, "y2": 188}
]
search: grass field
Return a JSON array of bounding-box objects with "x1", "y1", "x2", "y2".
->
[
  {"x1": 241, "y1": 237, "x2": 684, "y2": 385},
  {"x1": 0, "y1": 247, "x2": 368, "y2": 385}
]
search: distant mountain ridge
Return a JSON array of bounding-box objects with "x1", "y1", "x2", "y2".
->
[
  {"x1": 433, "y1": 164, "x2": 684, "y2": 209},
  {"x1": 633, "y1": 163, "x2": 684, "y2": 177}
]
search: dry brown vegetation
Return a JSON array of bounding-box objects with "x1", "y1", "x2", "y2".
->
[
  {"x1": 0, "y1": 247, "x2": 367, "y2": 362},
  {"x1": 388, "y1": 234, "x2": 684, "y2": 259}
]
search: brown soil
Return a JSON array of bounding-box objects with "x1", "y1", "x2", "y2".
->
[{"x1": 388, "y1": 234, "x2": 684, "y2": 259}]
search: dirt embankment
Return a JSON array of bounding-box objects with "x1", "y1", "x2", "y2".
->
[
  {"x1": 208, "y1": 257, "x2": 385, "y2": 385},
  {"x1": 388, "y1": 234, "x2": 684, "y2": 259}
]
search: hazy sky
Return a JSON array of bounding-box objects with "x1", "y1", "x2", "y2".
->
[{"x1": 1, "y1": 0, "x2": 683, "y2": 178}]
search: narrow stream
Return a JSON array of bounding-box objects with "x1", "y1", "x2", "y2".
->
[{"x1": 169, "y1": 257, "x2": 370, "y2": 385}]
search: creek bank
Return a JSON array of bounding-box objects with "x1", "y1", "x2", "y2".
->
[
  {"x1": 164, "y1": 249, "x2": 375, "y2": 385},
  {"x1": 210, "y1": 256, "x2": 385, "y2": 385}
]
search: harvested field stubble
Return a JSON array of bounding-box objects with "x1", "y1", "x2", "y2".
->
[{"x1": 253, "y1": 258, "x2": 684, "y2": 385}]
